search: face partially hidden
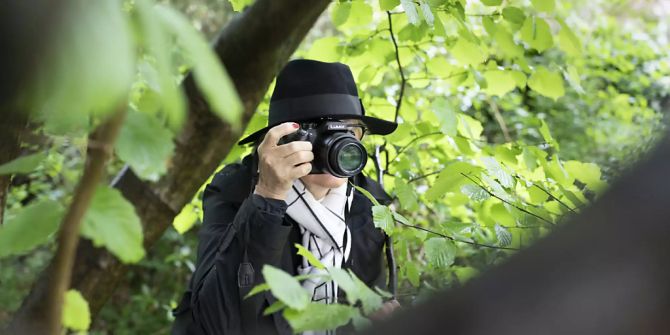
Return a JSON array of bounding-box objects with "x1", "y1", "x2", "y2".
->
[{"x1": 300, "y1": 118, "x2": 365, "y2": 192}]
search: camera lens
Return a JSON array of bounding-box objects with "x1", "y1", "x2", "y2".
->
[{"x1": 337, "y1": 143, "x2": 364, "y2": 172}]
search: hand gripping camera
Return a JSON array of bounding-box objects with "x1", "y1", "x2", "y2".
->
[{"x1": 279, "y1": 120, "x2": 367, "y2": 178}]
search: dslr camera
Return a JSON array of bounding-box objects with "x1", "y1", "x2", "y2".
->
[{"x1": 279, "y1": 119, "x2": 367, "y2": 178}]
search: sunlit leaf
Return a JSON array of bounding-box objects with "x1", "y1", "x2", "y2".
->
[
  {"x1": 520, "y1": 16, "x2": 554, "y2": 52},
  {"x1": 528, "y1": 66, "x2": 565, "y2": 100},
  {"x1": 62, "y1": 289, "x2": 91, "y2": 331}
]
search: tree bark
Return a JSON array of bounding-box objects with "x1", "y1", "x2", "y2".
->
[
  {"x1": 364, "y1": 134, "x2": 670, "y2": 335},
  {"x1": 0, "y1": 111, "x2": 27, "y2": 226},
  {"x1": 9, "y1": 0, "x2": 331, "y2": 327}
]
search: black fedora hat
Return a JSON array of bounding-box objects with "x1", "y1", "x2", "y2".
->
[{"x1": 238, "y1": 59, "x2": 398, "y2": 145}]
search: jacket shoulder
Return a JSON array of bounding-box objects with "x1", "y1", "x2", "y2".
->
[{"x1": 205, "y1": 155, "x2": 254, "y2": 205}]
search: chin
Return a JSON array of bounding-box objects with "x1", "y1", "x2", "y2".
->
[{"x1": 301, "y1": 173, "x2": 348, "y2": 189}]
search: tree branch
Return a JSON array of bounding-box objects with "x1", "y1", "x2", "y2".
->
[
  {"x1": 10, "y1": 107, "x2": 127, "y2": 334},
  {"x1": 387, "y1": 11, "x2": 406, "y2": 123},
  {"x1": 10, "y1": 0, "x2": 333, "y2": 324}
]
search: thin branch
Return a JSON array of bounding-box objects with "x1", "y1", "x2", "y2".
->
[
  {"x1": 460, "y1": 172, "x2": 555, "y2": 226},
  {"x1": 396, "y1": 219, "x2": 519, "y2": 251},
  {"x1": 488, "y1": 98, "x2": 512, "y2": 142},
  {"x1": 390, "y1": 131, "x2": 443, "y2": 164},
  {"x1": 42, "y1": 106, "x2": 127, "y2": 334},
  {"x1": 408, "y1": 170, "x2": 442, "y2": 183},
  {"x1": 387, "y1": 11, "x2": 406, "y2": 123}
]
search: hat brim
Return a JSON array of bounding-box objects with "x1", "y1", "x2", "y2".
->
[{"x1": 237, "y1": 115, "x2": 398, "y2": 146}]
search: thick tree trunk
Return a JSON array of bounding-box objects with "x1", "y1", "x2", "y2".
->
[
  {"x1": 365, "y1": 134, "x2": 670, "y2": 335},
  {"x1": 9, "y1": 0, "x2": 331, "y2": 328}
]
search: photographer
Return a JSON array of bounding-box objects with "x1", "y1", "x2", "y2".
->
[{"x1": 172, "y1": 59, "x2": 400, "y2": 334}]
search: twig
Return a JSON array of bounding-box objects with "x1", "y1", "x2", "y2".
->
[
  {"x1": 387, "y1": 11, "x2": 406, "y2": 123},
  {"x1": 460, "y1": 173, "x2": 555, "y2": 226},
  {"x1": 396, "y1": 219, "x2": 519, "y2": 251},
  {"x1": 488, "y1": 98, "x2": 511, "y2": 142},
  {"x1": 42, "y1": 106, "x2": 127, "y2": 334},
  {"x1": 390, "y1": 131, "x2": 442, "y2": 164}
]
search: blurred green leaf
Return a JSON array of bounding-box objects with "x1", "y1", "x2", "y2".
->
[
  {"x1": 81, "y1": 186, "x2": 145, "y2": 263},
  {"x1": 520, "y1": 16, "x2": 554, "y2": 52},
  {"x1": 156, "y1": 5, "x2": 243, "y2": 127},
  {"x1": 262, "y1": 265, "x2": 310, "y2": 310},
  {"x1": 62, "y1": 289, "x2": 91, "y2": 331},
  {"x1": 0, "y1": 152, "x2": 47, "y2": 175},
  {"x1": 452, "y1": 38, "x2": 487, "y2": 66},
  {"x1": 531, "y1": 0, "x2": 555, "y2": 12},
  {"x1": 284, "y1": 303, "x2": 356, "y2": 333},
  {"x1": 294, "y1": 243, "x2": 326, "y2": 270},
  {"x1": 115, "y1": 109, "x2": 175, "y2": 181},
  {"x1": 528, "y1": 66, "x2": 565, "y2": 100},
  {"x1": 0, "y1": 199, "x2": 64, "y2": 258},
  {"x1": 372, "y1": 205, "x2": 394, "y2": 234}
]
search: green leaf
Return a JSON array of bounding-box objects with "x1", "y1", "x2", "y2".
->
[
  {"x1": 229, "y1": 0, "x2": 254, "y2": 11},
  {"x1": 451, "y1": 38, "x2": 487, "y2": 66},
  {"x1": 558, "y1": 19, "x2": 582, "y2": 56},
  {"x1": 431, "y1": 97, "x2": 458, "y2": 137},
  {"x1": 520, "y1": 16, "x2": 554, "y2": 52},
  {"x1": 502, "y1": 6, "x2": 526, "y2": 25},
  {"x1": 351, "y1": 184, "x2": 381, "y2": 206},
  {"x1": 0, "y1": 199, "x2": 64, "y2": 258},
  {"x1": 405, "y1": 261, "x2": 421, "y2": 287},
  {"x1": 425, "y1": 162, "x2": 481, "y2": 201},
  {"x1": 395, "y1": 178, "x2": 419, "y2": 211},
  {"x1": 115, "y1": 109, "x2": 175, "y2": 181},
  {"x1": 331, "y1": 2, "x2": 351, "y2": 26},
  {"x1": 135, "y1": 0, "x2": 185, "y2": 130},
  {"x1": 494, "y1": 224, "x2": 512, "y2": 247},
  {"x1": 483, "y1": 70, "x2": 517, "y2": 96},
  {"x1": 263, "y1": 300, "x2": 287, "y2": 316},
  {"x1": 531, "y1": 0, "x2": 555, "y2": 12},
  {"x1": 401, "y1": 0, "x2": 421, "y2": 26},
  {"x1": 538, "y1": 119, "x2": 560, "y2": 149},
  {"x1": 481, "y1": 156, "x2": 514, "y2": 188},
  {"x1": 81, "y1": 186, "x2": 145, "y2": 263},
  {"x1": 294, "y1": 243, "x2": 326, "y2": 270},
  {"x1": 460, "y1": 184, "x2": 490, "y2": 201},
  {"x1": 481, "y1": 0, "x2": 502, "y2": 6},
  {"x1": 156, "y1": 5, "x2": 243, "y2": 127},
  {"x1": 33, "y1": 0, "x2": 134, "y2": 134},
  {"x1": 424, "y1": 237, "x2": 456, "y2": 268},
  {"x1": 262, "y1": 265, "x2": 311, "y2": 310},
  {"x1": 380, "y1": 0, "x2": 401, "y2": 11},
  {"x1": 372, "y1": 205, "x2": 394, "y2": 234},
  {"x1": 173, "y1": 204, "x2": 198, "y2": 234},
  {"x1": 306, "y1": 37, "x2": 342, "y2": 62},
  {"x1": 0, "y1": 152, "x2": 47, "y2": 175},
  {"x1": 284, "y1": 303, "x2": 356, "y2": 333},
  {"x1": 564, "y1": 161, "x2": 604, "y2": 191},
  {"x1": 457, "y1": 114, "x2": 484, "y2": 139},
  {"x1": 62, "y1": 289, "x2": 91, "y2": 331},
  {"x1": 333, "y1": 2, "x2": 373, "y2": 29},
  {"x1": 528, "y1": 66, "x2": 565, "y2": 100},
  {"x1": 494, "y1": 29, "x2": 524, "y2": 58},
  {"x1": 482, "y1": 16, "x2": 497, "y2": 36}
]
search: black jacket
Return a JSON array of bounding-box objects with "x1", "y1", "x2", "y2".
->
[{"x1": 172, "y1": 154, "x2": 392, "y2": 335}]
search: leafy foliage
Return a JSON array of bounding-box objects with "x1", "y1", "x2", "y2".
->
[{"x1": 1, "y1": 0, "x2": 668, "y2": 333}]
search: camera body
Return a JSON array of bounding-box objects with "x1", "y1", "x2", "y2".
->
[{"x1": 279, "y1": 120, "x2": 367, "y2": 178}]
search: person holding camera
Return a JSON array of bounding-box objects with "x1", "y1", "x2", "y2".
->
[{"x1": 172, "y1": 59, "x2": 400, "y2": 335}]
